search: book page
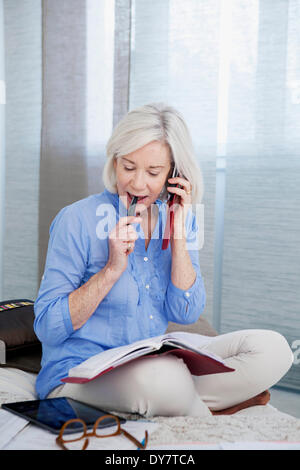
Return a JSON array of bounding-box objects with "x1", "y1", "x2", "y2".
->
[
  {"x1": 163, "y1": 332, "x2": 224, "y2": 363},
  {"x1": 163, "y1": 331, "x2": 214, "y2": 349},
  {"x1": 66, "y1": 332, "x2": 226, "y2": 380},
  {"x1": 67, "y1": 335, "x2": 165, "y2": 379}
]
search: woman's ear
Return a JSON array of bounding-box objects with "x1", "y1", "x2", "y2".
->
[
  {"x1": 159, "y1": 169, "x2": 172, "y2": 201},
  {"x1": 167, "y1": 161, "x2": 176, "y2": 179}
]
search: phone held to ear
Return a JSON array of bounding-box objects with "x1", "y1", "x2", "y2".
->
[
  {"x1": 126, "y1": 167, "x2": 183, "y2": 250},
  {"x1": 162, "y1": 168, "x2": 181, "y2": 250}
]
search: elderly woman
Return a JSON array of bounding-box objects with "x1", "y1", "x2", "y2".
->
[{"x1": 34, "y1": 103, "x2": 293, "y2": 418}]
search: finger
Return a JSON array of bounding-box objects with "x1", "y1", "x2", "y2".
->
[
  {"x1": 119, "y1": 216, "x2": 142, "y2": 226},
  {"x1": 113, "y1": 217, "x2": 141, "y2": 239},
  {"x1": 168, "y1": 177, "x2": 191, "y2": 193},
  {"x1": 125, "y1": 233, "x2": 138, "y2": 243},
  {"x1": 110, "y1": 227, "x2": 135, "y2": 241},
  {"x1": 113, "y1": 229, "x2": 138, "y2": 242},
  {"x1": 124, "y1": 227, "x2": 139, "y2": 243},
  {"x1": 167, "y1": 176, "x2": 186, "y2": 187},
  {"x1": 167, "y1": 186, "x2": 187, "y2": 199},
  {"x1": 125, "y1": 240, "x2": 136, "y2": 255},
  {"x1": 126, "y1": 240, "x2": 135, "y2": 249},
  {"x1": 126, "y1": 224, "x2": 137, "y2": 233}
]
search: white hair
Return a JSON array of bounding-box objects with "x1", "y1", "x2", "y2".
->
[{"x1": 102, "y1": 103, "x2": 204, "y2": 204}]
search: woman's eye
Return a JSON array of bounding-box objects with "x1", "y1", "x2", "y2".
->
[{"x1": 124, "y1": 166, "x2": 159, "y2": 177}]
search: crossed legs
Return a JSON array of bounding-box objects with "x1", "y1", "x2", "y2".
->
[{"x1": 49, "y1": 329, "x2": 293, "y2": 418}]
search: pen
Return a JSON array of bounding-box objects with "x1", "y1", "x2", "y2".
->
[
  {"x1": 126, "y1": 196, "x2": 139, "y2": 256},
  {"x1": 128, "y1": 196, "x2": 138, "y2": 217}
]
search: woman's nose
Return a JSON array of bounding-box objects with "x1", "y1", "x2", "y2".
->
[{"x1": 131, "y1": 171, "x2": 147, "y2": 191}]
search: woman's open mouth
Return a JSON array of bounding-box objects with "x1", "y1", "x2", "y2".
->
[{"x1": 127, "y1": 192, "x2": 148, "y2": 204}]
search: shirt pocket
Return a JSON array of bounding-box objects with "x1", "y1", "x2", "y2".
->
[{"x1": 151, "y1": 273, "x2": 167, "y2": 304}]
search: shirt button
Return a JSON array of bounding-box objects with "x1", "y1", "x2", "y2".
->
[
  {"x1": 149, "y1": 315, "x2": 153, "y2": 320},
  {"x1": 144, "y1": 257, "x2": 148, "y2": 262},
  {"x1": 145, "y1": 284, "x2": 150, "y2": 289},
  {"x1": 185, "y1": 292, "x2": 190, "y2": 297}
]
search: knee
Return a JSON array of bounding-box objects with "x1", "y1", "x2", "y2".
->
[
  {"x1": 128, "y1": 355, "x2": 197, "y2": 417},
  {"x1": 268, "y1": 330, "x2": 293, "y2": 374},
  {"x1": 255, "y1": 330, "x2": 293, "y2": 379}
]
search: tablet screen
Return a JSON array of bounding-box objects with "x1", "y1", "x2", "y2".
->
[{"x1": 2, "y1": 397, "x2": 125, "y2": 434}]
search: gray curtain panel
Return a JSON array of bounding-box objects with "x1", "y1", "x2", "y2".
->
[
  {"x1": 2, "y1": 0, "x2": 42, "y2": 300},
  {"x1": 39, "y1": 0, "x2": 115, "y2": 281}
]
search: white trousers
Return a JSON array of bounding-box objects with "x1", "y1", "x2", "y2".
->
[{"x1": 49, "y1": 329, "x2": 293, "y2": 418}]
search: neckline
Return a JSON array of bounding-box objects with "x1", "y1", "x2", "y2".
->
[{"x1": 139, "y1": 204, "x2": 159, "y2": 252}]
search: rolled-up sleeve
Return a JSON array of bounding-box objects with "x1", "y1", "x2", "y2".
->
[
  {"x1": 164, "y1": 210, "x2": 206, "y2": 324},
  {"x1": 34, "y1": 205, "x2": 88, "y2": 346}
]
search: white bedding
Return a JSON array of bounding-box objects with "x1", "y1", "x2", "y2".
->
[
  {"x1": 0, "y1": 367, "x2": 37, "y2": 404},
  {"x1": 1, "y1": 367, "x2": 300, "y2": 450}
]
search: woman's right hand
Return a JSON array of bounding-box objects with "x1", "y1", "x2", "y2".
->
[{"x1": 107, "y1": 215, "x2": 142, "y2": 275}]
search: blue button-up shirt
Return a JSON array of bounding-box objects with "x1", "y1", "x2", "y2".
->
[{"x1": 34, "y1": 189, "x2": 206, "y2": 398}]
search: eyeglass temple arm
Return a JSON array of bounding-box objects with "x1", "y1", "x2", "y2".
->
[{"x1": 121, "y1": 428, "x2": 148, "y2": 449}]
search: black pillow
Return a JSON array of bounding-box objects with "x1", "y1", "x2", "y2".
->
[{"x1": 0, "y1": 299, "x2": 41, "y2": 373}]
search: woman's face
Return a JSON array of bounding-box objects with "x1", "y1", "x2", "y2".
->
[{"x1": 114, "y1": 141, "x2": 172, "y2": 215}]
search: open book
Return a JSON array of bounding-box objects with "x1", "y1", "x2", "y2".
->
[{"x1": 61, "y1": 331, "x2": 234, "y2": 384}]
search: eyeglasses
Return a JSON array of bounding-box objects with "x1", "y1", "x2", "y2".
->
[{"x1": 56, "y1": 414, "x2": 148, "y2": 450}]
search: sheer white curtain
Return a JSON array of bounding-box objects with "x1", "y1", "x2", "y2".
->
[
  {"x1": 220, "y1": 0, "x2": 300, "y2": 391},
  {"x1": 129, "y1": 0, "x2": 300, "y2": 390},
  {"x1": 130, "y1": 0, "x2": 220, "y2": 330}
]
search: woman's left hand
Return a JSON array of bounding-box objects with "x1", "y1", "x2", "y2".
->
[{"x1": 167, "y1": 176, "x2": 192, "y2": 243}]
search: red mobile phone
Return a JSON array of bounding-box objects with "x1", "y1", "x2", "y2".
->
[{"x1": 162, "y1": 169, "x2": 180, "y2": 250}]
